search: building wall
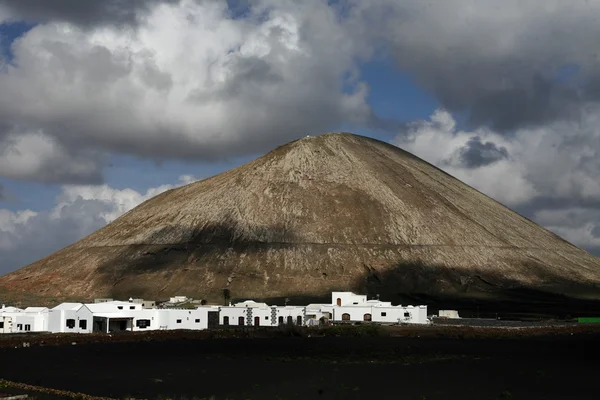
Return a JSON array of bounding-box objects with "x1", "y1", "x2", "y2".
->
[
  {"x1": 332, "y1": 306, "x2": 373, "y2": 322},
  {"x1": 157, "y1": 309, "x2": 208, "y2": 330},
  {"x1": 331, "y1": 292, "x2": 367, "y2": 306},
  {"x1": 219, "y1": 307, "x2": 248, "y2": 326},
  {"x1": 49, "y1": 307, "x2": 93, "y2": 333},
  {"x1": 0, "y1": 315, "x2": 13, "y2": 333}
]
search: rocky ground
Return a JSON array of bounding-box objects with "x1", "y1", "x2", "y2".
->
[{"x1": 0, "y1": 324, "x2": 598, "y2": 399}]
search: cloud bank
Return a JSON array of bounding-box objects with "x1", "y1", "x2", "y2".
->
[{"x1": 0, "y1": 175, "x2": 195, "y2": 274}]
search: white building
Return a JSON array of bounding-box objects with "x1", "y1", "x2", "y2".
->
[
  {"x1": 439, "y1": 310, "x2": 460, "y2": 319},
  {"x1": 0, "y1": 305, "x2": 22, "y2": 333},
  {"x1": 320, "y1": 292, "x2": 428, "y2": 325},
  {"x1": 86, "y1": 300, "x2": 143, "y2": 332},
  {"x1": 273, "y1": 306, "x2": 305, "y2": 326},
  {"x1": 48, "y1": 303, "x2": 93, "y2": 333},
  {"x1": 219, "y1": 300, "x2": 272, "y2": 327},
  {"x1": 169, "y1": 296, "x2": 188, "y2": 304},
  {"x1": 304, "y1": 304, "x2": 334, "y2": 326},
  {"x1": 217, "y1": 301, "x2": 306, "y2": 327}
]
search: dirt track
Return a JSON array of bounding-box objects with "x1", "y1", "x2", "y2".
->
[{"x1": 0, "y1": 325, "x2": 598, "y2": 399}]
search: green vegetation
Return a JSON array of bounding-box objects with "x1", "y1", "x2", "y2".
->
[{"x1": 578, "y1": 317, "x2": 600, "y2": 323}]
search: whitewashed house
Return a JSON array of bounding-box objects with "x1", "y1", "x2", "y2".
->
[
  {"x1": 155, "y1": 308, "x2": 214, "y2": 330},
  {"x1": 18, "y1": 307, "x2": 50, "y2": 332},
  {"x1": 219, "y1": 300, "x2": 272, "y2": 326},
  {"x1": 48, "y1": 303, "x2": 93, "y2": 333},
  {"x1": 0, "y1": 305, "x2": 22, "y2": 333},
  {"x1": 273, "y1": 306, "x2": 305, "y2": 326},
  {"x1": 439, "y1": 310, "x2": 460, "y2": 319},
  {"x1": 328, "y1": 292, "x2": 429, "y2": 324},
  {"x1": 86, "y1": 300, "x2": 143, "y2": 332},
  {"x1": 304, "y1": 304, "x2": 334, "y2": 326}
]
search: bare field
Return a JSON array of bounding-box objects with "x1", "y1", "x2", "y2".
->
[{"x1": 0, "y1": 325, "x2": 598, "y2": 399}]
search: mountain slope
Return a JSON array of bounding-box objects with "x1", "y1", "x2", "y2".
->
[{"x1": 1, "y1": 133, "x2": 600, "y2": 306}]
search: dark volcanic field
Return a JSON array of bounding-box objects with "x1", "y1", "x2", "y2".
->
[{"x1": 0, "y1": 326, "x2": 599, "y2": 400}]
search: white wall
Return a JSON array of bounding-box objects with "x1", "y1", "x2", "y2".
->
[
  {"x1": 219, "y1": 307, "x2": 249, "y2": 326},
  {"x1": 331, "y1": 292, "x2": 367, "y2": 306},
  {"x1": 49, "y1": 306, "x2": 93, "y2": 333},
  {"x1": 156, "y1": 309, "x2": 208, "y2": 330},
  {"x1": 333, "y1": 306, "x2": 373, "y2": 322}
]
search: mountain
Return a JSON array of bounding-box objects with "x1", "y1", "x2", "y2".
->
[{"x1": 1, "y1": 133, "x2": 600, "y2": 312}]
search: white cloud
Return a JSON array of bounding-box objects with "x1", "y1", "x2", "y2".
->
[
  {"x1": 0, "y1": 175, "x2": 194, "y2": 274},
  {"x1": 393, "y1": 108, "x2": 600, "y2": 254},
  {"x1": 393, "y1": 109, "x2": 537, "y2": 206},
  {"x1": 0, "y1": 0, "x2": 372, "y2": 183},
  {"x1": 0, "y1": 131, "x2": 104, "y2": 183}
]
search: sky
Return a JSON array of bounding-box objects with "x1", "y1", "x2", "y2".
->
[{"x1": 1, "y1": 0, "x2": 600, "y2": 274}]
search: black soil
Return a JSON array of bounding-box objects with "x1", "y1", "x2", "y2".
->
[{"x1": 0, "y1": 327, "x2": 598, "y2": 400}]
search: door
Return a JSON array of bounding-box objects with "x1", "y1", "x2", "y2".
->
[
  {"x1": 238, "y1": 316, "x2": 245, "y2": 326},
  {"x1": 254, "y1": 316, "x2": 260, "y2": 326},
  {"x1": 207, "y1": 311, "x2": 219, "y2": 329},
  {"x1": 342, "y1": 313, "x2": 350, "y2": 321},
  {"x1": 297, "y1": 316, "x2": 302, "y2": 325},
  {"x1": 363, "y1": 313, "x2": 371, "y2": 321}
]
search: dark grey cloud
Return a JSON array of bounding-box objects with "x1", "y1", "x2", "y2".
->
[
  {"x1": 0, "y1": 0, "x2": 180, "y2": 27},
  {"x1": 347, "y1": 0, "x2": 600, "y2": 133},
  {"x1": 459, "y1": 136, "x2": 509, "y2": 168}
]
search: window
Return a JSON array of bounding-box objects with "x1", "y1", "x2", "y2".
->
[
  {"x1": 404, "y1": 312, "x2": 410, "y2": 318},
  {"x1": 0, "y1": 322, "x2": 4, "y2": 329},
  {"x1": 136, "y1": 319, "x2": 151, "y2": 328},
  {"x1": 265, "y1": 316, "x2": 269, "y2": 320},
  {"x1": 176, "y1": 319, "x2": 182, "y2": 324},
  {"x1": 223, "y1": 316, "x2": 229, "y2": 326},
  {"x1": 363, "y1": 313, "x2": 371, "y2": 321},
  {"x1": 25, "y1": 324, "x2": 31, "y2": 331},
  {"x1": 381, "y1": 312, "x2": 387, "y2": 317},
  {"x1": 353, "y1": 302, "x2": 358, "y2": 305},
  {"x1": 117, "y1": 306, "x2": 123, "y2": 310},
  {"x1": 66, "y1": 319, "x2": 75, "y2": 329},
  {"x1": 195, "y1": 319, "x2": 200, "y2": 323},
  {"x1": 336, "y1": 298, "x2": 342, "y2": 306},
  {"x1": 341, "y1": 313, "x2": 350, "y2": 321},
  {"x1": 17, "y1": 324, "x2": 23, "y2": 330},
  {"x1": 130, "y1": 306, "x2": 135, "y2": 310},
  {"x1": 79, "y1": 320, "x2": 87, "y2": 330}
]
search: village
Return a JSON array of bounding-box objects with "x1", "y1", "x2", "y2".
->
[{"x1": 0, "y1": 292, "x2": 430, "y2": 334}]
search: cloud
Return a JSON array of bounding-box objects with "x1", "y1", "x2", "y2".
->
[
  {"x1": 0, "y1": 0, "x2": 373, "y2": 184},
  {"x1": 0, "y1": 0, "x2": 179, "y2": 27},
  {"x1": 458, "y1": 137, "x2": 509, "y2": 168},
  {"x1": 0, "y1": 131, "x2": 105, "y2": 183},
  {"x1": 348, "y1": 0, "x2": 600, "y2": 132},
  {"x1": 393, "y1": 108, "x2": 600, "y2": 255},
  {"x1": 532, "y1": 207, "x2": 600, "y2": 254},
  {"x1": 0, "y1": 175, "x2": 195, "y2": 274}
]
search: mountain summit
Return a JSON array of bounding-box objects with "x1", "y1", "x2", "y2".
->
[{"x1": 2, "y1": 133, "x2": 600, "y2": 307}]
